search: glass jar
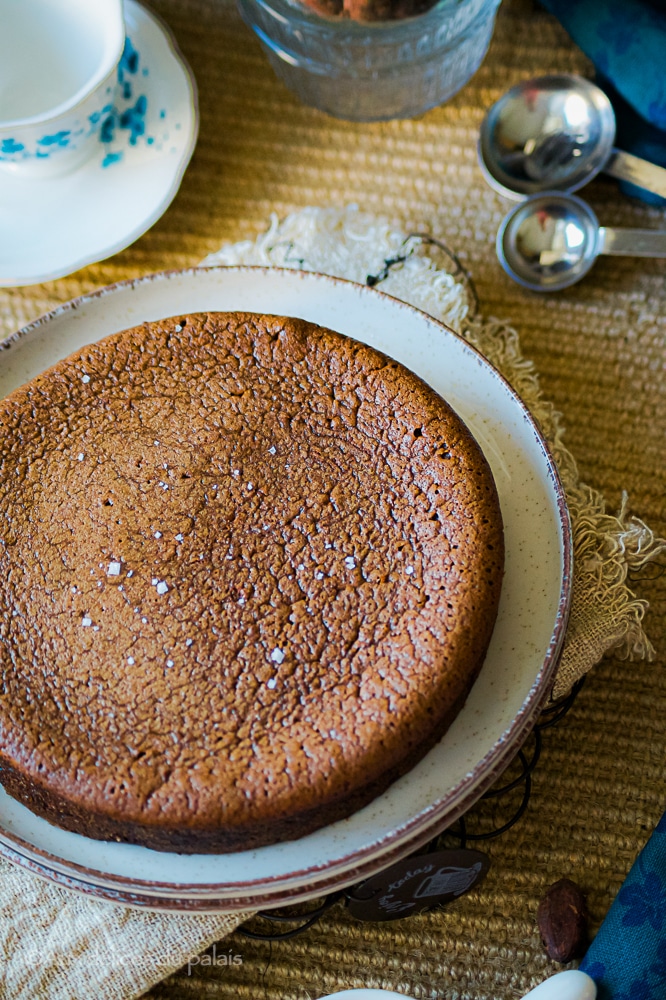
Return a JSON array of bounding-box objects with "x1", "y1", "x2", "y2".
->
[{"x1": 236, "y1": 0, "x2": 502, "y2": 121}]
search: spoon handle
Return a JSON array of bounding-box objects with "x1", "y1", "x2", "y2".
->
[
  {"x1": 598, "y1": 226, "x2": 666, "y2": 257},
  {"x1": 605, "y1": 149, "x2": 666, "y2": 200}
]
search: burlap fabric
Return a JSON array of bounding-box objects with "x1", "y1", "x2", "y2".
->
[{"x1": 0, "y1": 0, "x2": 664, "y2": 997}]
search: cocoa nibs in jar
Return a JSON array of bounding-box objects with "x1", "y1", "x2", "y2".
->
[{"x1": 300, "y1": 0, "x2": 439, "y2": 22}]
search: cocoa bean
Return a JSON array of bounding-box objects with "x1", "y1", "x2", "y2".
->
[{"x1": 537, "y1": 878, "x2": 589, "y2": 963}]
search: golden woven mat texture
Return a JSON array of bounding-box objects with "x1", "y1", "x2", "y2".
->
[{"x1": 1, "y1": 0, "x2": 663, "y2": 996}]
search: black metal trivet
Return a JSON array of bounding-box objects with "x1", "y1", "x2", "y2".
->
[{"x1": 237, "y1": 678, "x2": 585, "y2": 939}]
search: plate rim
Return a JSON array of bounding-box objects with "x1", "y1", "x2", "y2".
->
[
  {"x1": 0, "y1": 265, "x2": 573, "y2": 908},
  {"x1": 0, "y1": 0, "x2": 199, "y2": 287}
]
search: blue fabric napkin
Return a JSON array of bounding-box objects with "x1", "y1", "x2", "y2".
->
[
  {"x1": 539, "y1": 0, "x2": 666, "y2": 205},
  {"x1": 579, "y1": 812, "x2": 666, "y2": 1000}
]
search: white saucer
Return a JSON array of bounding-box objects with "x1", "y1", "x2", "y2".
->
[
  {"x1": 0, "y1": 268, "x2": 571, "y2": 911},
  {"x1": 0, "y1": 1, "x2": 198, "y2": 287}
]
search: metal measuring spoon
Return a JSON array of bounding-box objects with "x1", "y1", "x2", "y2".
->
[
  {"x1": 479, "y1": 74, "x2": 666, "y2": 201},
  {"x1": 496, "y1": 191, "x2": 666, "y2": 291}
]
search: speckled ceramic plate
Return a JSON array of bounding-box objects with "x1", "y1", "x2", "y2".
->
[
  {"x1": 0, "y1": 267, "x2": 572, "y2": 910},
  {"x1": 0, "y1": 1, "x2": 198, "y2": 287}
]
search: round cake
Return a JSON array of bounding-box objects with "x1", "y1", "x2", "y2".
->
[{"x1": 0, "y1": 312, "x2": 503, "y2": 853}]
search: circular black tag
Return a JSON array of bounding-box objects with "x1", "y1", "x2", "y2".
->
[{"x1": 346, "y1": 848, "x2": 490, "y2": 922}]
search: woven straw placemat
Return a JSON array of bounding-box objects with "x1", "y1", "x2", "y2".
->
[{"x1": 0, "y1": 0, "x2": 664, "y2": 997}]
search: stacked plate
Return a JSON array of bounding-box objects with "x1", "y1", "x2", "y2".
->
[{"x1": 0, "y1": 267, "x2": 571, "y2": 911}]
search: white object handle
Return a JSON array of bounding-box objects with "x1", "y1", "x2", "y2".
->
[
  {"x1": 521, "y1": 969, "x2": 597, "y2": 1000},
  {"x1": 319, "y1": 991, "x2": 416, "y2": 999},
  {"x1": 318, "y1": 970, "x2": 597, "y2": 1000}
]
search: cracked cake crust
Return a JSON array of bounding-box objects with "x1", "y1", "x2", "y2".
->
[{"x1": 0, "y1": 312, "x2": 503, "y2": 853}]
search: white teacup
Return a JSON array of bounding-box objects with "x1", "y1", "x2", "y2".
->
[{"x1": 0, "y1": 0, "x2": 125, "y2": 178}]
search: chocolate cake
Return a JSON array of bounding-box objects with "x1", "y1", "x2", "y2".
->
[{"x1": 0, "y1": 312, "x2": 503, "y2": 853}]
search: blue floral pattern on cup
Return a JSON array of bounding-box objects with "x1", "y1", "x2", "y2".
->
[
  {"x1": 1, "y1": 26, "x2": 183, "y2": 175},
  {"x1": 0, "y1": 78, "x2": 118, "y2": 171},
  {"x1": 1, "y1": 138, "x2": 25, "y2": 155},
  {"x1": 0, "y1": 0, "x2": 124, "y2": 175}
]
